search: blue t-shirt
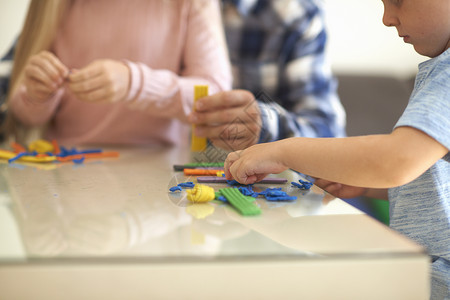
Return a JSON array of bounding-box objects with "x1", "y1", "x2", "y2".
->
[{"x1": 389, "y1": 48, "x2": 450, "y2": 299}]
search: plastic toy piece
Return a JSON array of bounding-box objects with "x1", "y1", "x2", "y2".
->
[
  {"x1": 219, "y1": 188, "x2": 262, "y2": 216},
  {"x1": 55, "y1": 151, "x2": 119, "y2": 162},
  {"x1": 1, "y1": 140, "x2": 120, "y2": 165},
  {"x1": 197, "y1": 176, "x2": 287, "y2": 184},
  {"x1": 186, "y1": 184, "x2": 215, "y2": 203},
  {"x1": 11, "y1": 142, "x2": 27, "y2": 153},
  {"x1": 0, "y1": 149, "x2": 57, "y2": 163},
  {"x1": 238, "y1": 186, "x2": 258, "y2": 197},
  {"x1": 72, "y1": 157, "x2": 85, "y2": 164},
  {"x1": 28, "y1": 139, "x2": 54, "y2": 153},
  {"x1": 291, "y1": 179, "x2": 313, "y2": 190},
  {"x1": 184, "y1": 168, "x2": 224, "y2": 176},
  {"x1": 177, "y1": 182, "x2": 195, "y2": 188},
  {"x1": 173, "y1": 162, "x2": 224, "y2": 171},
  {"x1": 51, "y1": 140, "x2": 61, "y2": 155},
  {"x1": 260, "y1": 187, "x2": 297, "y2": 201},
  {"x1": 169, "y1": 186, "x2": 183, "y2": 192},
  {"x1": 191, "y1": 85, "x2": 208, "y2": 152}
]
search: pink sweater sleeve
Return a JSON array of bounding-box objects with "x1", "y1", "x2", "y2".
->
[{"x1": 122, "y1": 0, "x2": 232, "y2": 122}]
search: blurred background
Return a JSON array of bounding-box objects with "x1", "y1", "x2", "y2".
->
[{"x1": 0, "y1": 0, "x2": 425, "y2": 78}]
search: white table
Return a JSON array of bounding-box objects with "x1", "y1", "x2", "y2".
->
[{"x1": 0, "y1": 146, "x2": 429, "y2": 299}]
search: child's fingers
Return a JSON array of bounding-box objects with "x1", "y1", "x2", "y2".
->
[
  {"x1": 224, "y1": 150, "x2": 241, "y2": 179},
  {"x1": 26, "y1": 52, "x2": 68, "y2": 89},
  {"x1": 68, "y1": 73, "x2": 105, "y2": 94},
  {"x1": 40, "y1": 51, "x2": 69, "y2": 78},
  {"x1": 73, "y1": 86, "x2": 115, "y2": 102},
  {"x1": 69, "y1": 62, "x2": 103, "y2": 82}
]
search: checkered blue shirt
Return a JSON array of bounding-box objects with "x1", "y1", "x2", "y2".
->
[
  {"x1": 223, "y1": 0, "x2": 346, "y2": 142},
  {"x1": 0, "y1": 40, "x2": 15, "y2": 133}
]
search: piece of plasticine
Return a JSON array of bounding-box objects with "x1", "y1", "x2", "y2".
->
[
  {"x1": 173, "y1": 162, "x2": 224, "y2": 171},
  {"x1": 0, "y1": 149, "x2": 57, "y2": 163},
  {"x1": 184, "y1": 168, "x2": 224, "y2": 176},
  {"x1": 219, "y1": 188, "x2": 261, "y2": 216},
  {"x1": 197, "y1": 176, "x2": 287, "y2": 184},
  {"x1": 186, "y1": 184, "x2": 216, "y2": 203},
  {"x1": 191, "y1": 85, "x2": 208, "y2": 152}
]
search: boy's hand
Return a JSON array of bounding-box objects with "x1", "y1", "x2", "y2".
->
[
  {"x1": 224, "y1": 142, "x2": 288, "y2": 185},
  {"x1": 23, "y1": 51, "x2": 69, "y2": 102},
  {"x1": 188, "y1": 90, "x2": 262, "y2": 151},
  {"x1": 68, "y1": 59, "x2": 130, "y2": 103}
]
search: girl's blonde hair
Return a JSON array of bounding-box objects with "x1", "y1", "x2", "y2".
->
[{"x1": 3, "y1": 0, "x2": 70, "y2": 144}]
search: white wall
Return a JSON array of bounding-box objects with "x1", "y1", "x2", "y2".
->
[
  {"x1": 323, "y1": 0, "x2": 425, "y2": 78},
  {"x1": 0, "y1": 0, "x2": 426, "y2": 78},
  {"x1": 0, "y1": 0, "x2": 29, "y2": 56}
]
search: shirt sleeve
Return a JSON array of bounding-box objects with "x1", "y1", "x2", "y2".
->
[
  {"x1": 258, "y1": 2, "x2": 346, "y2": 142},
  {"x1": 122, "y1": 0, "x2": 232, "y2": 122},
  {"x1": 224, "y1": 0, "x2": 346, "y2": 142},
  {"x1": 394, "y1": 52, "x2": 450, "y2": 151}
]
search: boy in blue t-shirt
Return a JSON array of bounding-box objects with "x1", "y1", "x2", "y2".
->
[{"x1": 224, "y1": 0, "x2": 450, "y2": 298}]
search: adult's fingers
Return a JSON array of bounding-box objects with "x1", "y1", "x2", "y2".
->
[{"x1": 195, "y1": 89, "x2": 255, "y2": 112}]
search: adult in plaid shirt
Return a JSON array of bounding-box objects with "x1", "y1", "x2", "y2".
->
[{"x1": 189, "y1": 0, "x2": 346, "y2": 151}]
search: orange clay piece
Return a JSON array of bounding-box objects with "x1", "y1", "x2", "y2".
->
[
  {"x1": 55, "y1": 151, "x2": 120, "y2": 162},
  {"x1": 11, "y1": 142, "x2": 27, "y2": 153},
  {"x1": 183, "y1": 168, "x2": 224, "y2": 176},
  {"x1": 51, "y1": 140, "x2": 61, "y2": 155}
]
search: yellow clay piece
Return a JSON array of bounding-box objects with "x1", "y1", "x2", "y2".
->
[
  {"x1": 0, "y1": 149, "x2": 56, "y2": 163},
  {"x1": 186, "y1": 184, "x2": 215, "y2": 203},
  {"x1": 28, "y1": 139, "x2": 54, "y2": 153}
]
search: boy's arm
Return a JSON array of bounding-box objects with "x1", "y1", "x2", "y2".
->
[
  {"x1": 226, "y1": 126, "x2": 448, "y2": 188},
  {"x1": 313, "y1": 178, "x2": 389, "y2": 200}
]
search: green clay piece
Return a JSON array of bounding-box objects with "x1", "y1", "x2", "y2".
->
[
  {"x1": 219, "y1": 188, "x2": 262, "y2": 216},
  {"x1": 185, "y1": 162, "x2": 224, "y2": 167}
]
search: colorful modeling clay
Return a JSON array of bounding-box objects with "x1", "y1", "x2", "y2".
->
[
  {"x1": 191, "y1": 85, "x2": 208, "y2": 152},
  {"x1": 186, "y1": 184, "x2": 215, "y2": 203},
  {"x1": 291, "y1": 179, "x2": 313, "y2": 190},
  {"x1": 196, "y1": 177, "x2": 287, "y2": 184},
  {"x1": 219, "y1": 188, "x2": 261, "y2": 216},
  {"x1": 184, "y1": 168, "x2": 224, "y2": 176},
  {"x1": 173, "y1": 162, "x2": 224, "y2": 171}
]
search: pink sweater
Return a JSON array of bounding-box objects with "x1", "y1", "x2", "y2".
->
[{"x1": 10, "y1": 0, "x2": 232, "y2": 146}]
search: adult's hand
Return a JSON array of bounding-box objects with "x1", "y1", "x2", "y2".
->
[
  {"x1": 188, "y1": 90, "x2": 262, "y2": 151},
  {"x1": 68, "y1": 59, "x2": 130, "y2": 103},
  {"x1": 23, "y1": 51, "x2": 69, "y2": 102}
]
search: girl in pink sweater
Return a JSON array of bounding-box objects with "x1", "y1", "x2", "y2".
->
[{"x1": 7, "y1": 0, "x2": 231, "y2": 146}]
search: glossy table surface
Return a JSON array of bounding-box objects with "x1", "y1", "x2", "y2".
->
[{"x1": 0, "y1": 145, "x2": 429, "y2": 299}]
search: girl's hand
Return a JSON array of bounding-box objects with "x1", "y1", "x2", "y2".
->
[
  {"x1": 23, "y1": 51, "x2": 69, "y2": 102},
  {"x1": 68, "y1": 59, "x2": 130, "y2": 103},
  {"x1": 313, "y1": 178, "x2": 369, "y2": 199},
  {"x1": 224, "y1": 141, "x2": 288, "y2": 185}
]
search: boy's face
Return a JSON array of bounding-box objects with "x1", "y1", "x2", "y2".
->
[{"x1": 381, "y1": 0, "x2": 450, "y2": 57}]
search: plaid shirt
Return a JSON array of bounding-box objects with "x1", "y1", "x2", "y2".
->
[{"x1": 223, "y1": 0, "x2": 346, "y2": 141}]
